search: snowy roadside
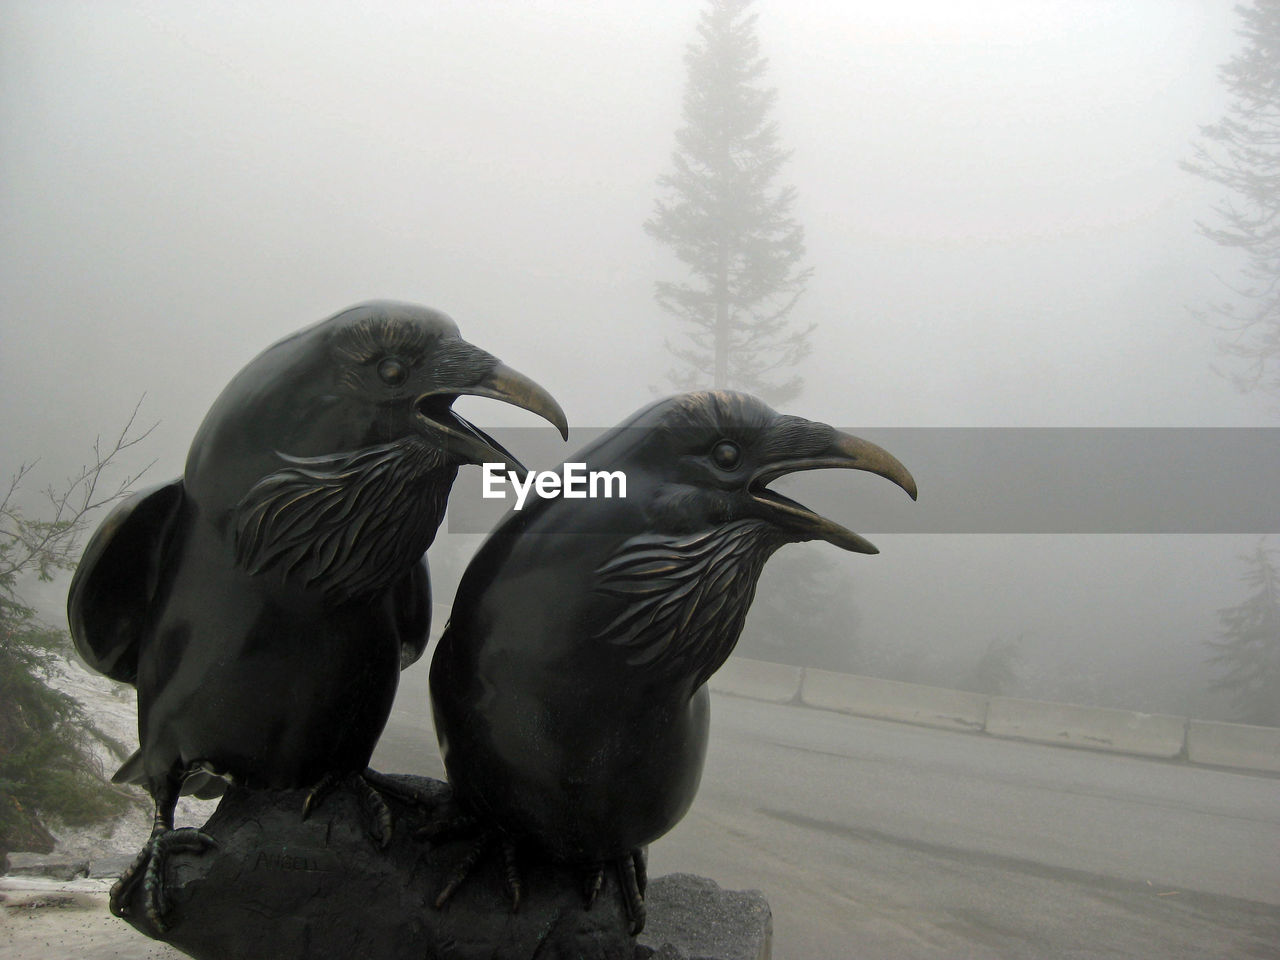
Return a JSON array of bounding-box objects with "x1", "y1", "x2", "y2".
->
[
  {"x1": 0, "y1": 876, "x2": 184, "y2": 960},
  {"x1": 2, "y1": 656, "x2": 214, "y2": 959},
  {"x1": 4, "y1": 656, "x2": 217, "y2": 878}
]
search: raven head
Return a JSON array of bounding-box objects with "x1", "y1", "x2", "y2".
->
[
  {"x1": 189, "y1": 301, "x2": 566, "y2": 484},
  {"x1": 187, "y1": 301, "x2": 566, "y2": 600},
  {"x1": 318, "y1": 300, "x2": 568, "y2": 471},
  {"x1": 621, "y1": 390, "x2": 915, "y2": 552},
  {"x1": 585, "y1": 391, "x2": 915, "y2": 684}
]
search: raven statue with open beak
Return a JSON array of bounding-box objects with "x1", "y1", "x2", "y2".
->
[
  {"x1": 429, "y1": 390, "x2": 916, "y2": 933},
  {"x1": 67, "y1": 301, "x2": 567, "y2": 929}
]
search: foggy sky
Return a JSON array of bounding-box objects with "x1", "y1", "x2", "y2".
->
[{"x1": 2, "y1": 2, "x2": 1272, "y2": 710}]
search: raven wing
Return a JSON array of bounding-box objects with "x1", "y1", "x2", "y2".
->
[
  {"x1": 112, "y1": 749, "x2": 228, "y2": 799},
  {"x1": 67, "y1": 479, "x2": 184, "y2": 684},
  {"x1": 394, "y1": 554, "x2": 431, "y2": 670}
]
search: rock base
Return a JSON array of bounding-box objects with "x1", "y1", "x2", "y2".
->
[
  {"x1": 639, "y1": 874, "x2": 772, "y2": 960},
  {"x1": 114, "y1": 776, "x2": 770, "y2": 960}
]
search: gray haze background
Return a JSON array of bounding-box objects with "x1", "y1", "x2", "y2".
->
[{"x1": 2, "y1": 1, "x2": 1274, "y2": 718}]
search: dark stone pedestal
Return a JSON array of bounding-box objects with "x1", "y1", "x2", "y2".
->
[{"x1": 119, "y1": 776, "x2": 770, "y2": 960}]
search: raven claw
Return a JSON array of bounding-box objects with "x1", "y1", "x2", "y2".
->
[
  {"x1": 302, "y1": 772, "x2": 394, "y2": 848},
  {"x1": 414, "y1": 807, "x2": 478, "y2": 844},
  {"x1": 433, "y1": 827, "x2": 496, "y2": 908},
  {"x1": 354, "y1": 776, "x2": 394, "y2": 849},
  {"x1": 617, "y1": 848, "x2": 647, "y2": 936},
  {"x1": 113, "y1": 827, "x2": 218, "y2": 933},
  {"x1": 583, "y1": 863, "x2": 605, "y2": 910},
  {"x1": 500, "y1": 839, "x2": 522, "y2": 912},
  {"x1": 300, "y1": 772, "x2": 340, "y2": 821},
  {"x1": 429, "y1": 827, "x2": 522, "y2": 914}
]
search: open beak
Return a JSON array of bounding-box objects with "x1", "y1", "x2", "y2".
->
[
  {"x1": 748, "y1": 429, "x2": 917, "y2": 554},
  {"x1": 417, "y1": 361, "x2": 568, "y2": 477}
]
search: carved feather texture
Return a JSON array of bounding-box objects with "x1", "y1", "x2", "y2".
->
[
  {"x1": 593, "y1": 520, "x2": 780, "y2": 688},
  {"x1": 655, "y1": 391, "x2": 834, "y2": 462},
  {"x1": 332, "y1": 314, "x2": 433, "y2": 366},
  {"x1": 234, "y1": 438, "x2": 451, "y2": 604},
  {"x1": 332, "y1": 313, "x2": 496, "y2": 393}
]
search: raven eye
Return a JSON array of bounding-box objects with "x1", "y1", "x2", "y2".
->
[
  {"x1": 711, "y1": 440, "x2": 741, "y2": 470},
  {"x1": 377, "y1": 358, "x2": 407, "y2": 386}
]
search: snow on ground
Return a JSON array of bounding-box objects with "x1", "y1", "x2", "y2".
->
[
  {"x1": 0, "y1": 876, "x2": 184, "y2": 960},
  {"x1": 18, "y1": 657, "x2": 217, "y2": 870},
  {"x1": 0, "y1": 658, "x2": 222, "y2": 958}
]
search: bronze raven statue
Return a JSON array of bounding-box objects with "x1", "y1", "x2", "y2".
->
[
  {"x1": 429, "y1": 391, "x2": 916, "y2": 932},
  {"x1": 67, "y1": 301, "x2": 567, "y2": 929}
]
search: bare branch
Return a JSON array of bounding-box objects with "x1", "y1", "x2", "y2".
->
[{"x1": 0, "y1": 396, "x2": 157, "y2": 588}]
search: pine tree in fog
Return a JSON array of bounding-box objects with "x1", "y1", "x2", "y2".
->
[
  {"x1": 1184, "y1": 0, "x2": 1280, "y2": 400},
  {"x1": 646, "y1": 0, "x2": 813, "y2": 405},
  {"x1": 1207, "y1": 540, "x2": 1280, "y2": 726},
  {"x1": 0, "y1": 408, "x2": 151, "y2": 858},
  {"x1": 737, "y1": 545, "x2": 863, "y2": 672},
  {"x1": 965, "y1": 635, "x2": 1023, "y2": 696}
]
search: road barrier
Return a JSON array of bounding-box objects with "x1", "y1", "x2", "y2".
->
[
  {"x1": 799, "y1": 668, "x2": 987, "y2": 733},
  {"x1": 1186, "y1": 719, "x2": 1280, "y2": 773},
  {"x1": 711, "y1": 657, "x2": 1280, "y2": 774}
]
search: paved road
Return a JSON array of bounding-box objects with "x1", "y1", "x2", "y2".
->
[
  {"x1": 3, "y1": 674, "x2": 1275, "y2": 959},
  {"x1": 379, "y1": 670, "x2": 1280, "y2": 959}
]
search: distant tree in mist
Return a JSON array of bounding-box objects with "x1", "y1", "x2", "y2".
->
[
  {"x1": 964, "y1": 635, "x2": 1023, "y2": 696},
  {"x1": 1184, "y1": 0, "x2": 1280, "y2": 400},
  {"x1": 645, "y1": 0, "x2": 813, "y2": 405},
  {"x1": 1207, "y1": 539, "x2": 1280, "y2": 726},
  {"x1": 736, "y1": 544, "x2": 862, "y2": 673}
]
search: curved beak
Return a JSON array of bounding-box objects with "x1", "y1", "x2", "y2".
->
[
  {"x1": 455, "y1": 362, "x2": 569, "y2": 441},
  {"x1": 417, "y1": 361, "x2": 568, "y2": 476},
  {"x1": 749, "y1": 429, "x2": 917, "y2": 554}
]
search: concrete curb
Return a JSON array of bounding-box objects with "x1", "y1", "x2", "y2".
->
[
  {"x1": 799, "y1": 668, "x2": 988, "y2": 733},
  {"x1": 708, "y1": 658, "x2": 802, "y2": 703},
  {"x1": 985, "y1": 696, "x2": 1186, "y2": 759},
  {"x1": 712, "y1": 657, "x2": 1280, "y2": 774}
]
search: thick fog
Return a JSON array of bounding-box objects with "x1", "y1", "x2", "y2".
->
[{"x1": 2, "y1": 1, "x2": 1274, "y2": 719}]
